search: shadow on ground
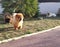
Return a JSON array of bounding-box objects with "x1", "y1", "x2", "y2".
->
[
  {"x1": 0, "y1": 21, "x2": 15, "y2": 32},
  {"x1": 0, "y1": 27, "x2": 15, "y2": 32}
]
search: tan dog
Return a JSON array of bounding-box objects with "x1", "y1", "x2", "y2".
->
[{"x1": 9, "y1": 13, "x2": 24, "y2": 30}]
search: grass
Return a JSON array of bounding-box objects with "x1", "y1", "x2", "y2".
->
[{"x1": 0, "y1": 16, "x2": 60, "y2": 41}]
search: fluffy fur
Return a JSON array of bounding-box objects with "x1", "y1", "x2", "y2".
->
[{"x1": 9, "y1": 13, "x2": 24, "y2": 30}]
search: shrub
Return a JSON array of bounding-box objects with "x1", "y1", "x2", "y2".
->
[{"x1": 2, "y1": 0, "x2": 39, "y2": 17}]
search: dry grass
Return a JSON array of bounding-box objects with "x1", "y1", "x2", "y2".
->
[{"x1": 0, "y1": 17, "x2": 60, "y2": 40}]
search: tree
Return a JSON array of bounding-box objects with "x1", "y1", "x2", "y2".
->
[{"x1": 2, "y1": 0, "x2": 39, "y2": 17}]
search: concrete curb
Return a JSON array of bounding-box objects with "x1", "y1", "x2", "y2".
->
[{"x1": 0, "y1": 26, "x2": 60, "y2": 43}]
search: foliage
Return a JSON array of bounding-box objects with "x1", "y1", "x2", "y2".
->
[{"x1": 2, "y1": 0, "x2": 39, "y2": 17}]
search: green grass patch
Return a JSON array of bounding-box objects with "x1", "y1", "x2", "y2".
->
[
  {"x1": 24, "y1": 30, "x2": 32, "y2": 34},
  {"x1": 0, "y1": 17, "x2": 60, "y2": 40}
]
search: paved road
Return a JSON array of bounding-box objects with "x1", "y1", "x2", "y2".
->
[{"x1": 0, "y1": 28, "x2": 60, "y2": 47}]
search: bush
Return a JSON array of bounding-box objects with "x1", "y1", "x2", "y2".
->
[{"x1": 2, "y1": 0, "x2": 39, "y2": 18}]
